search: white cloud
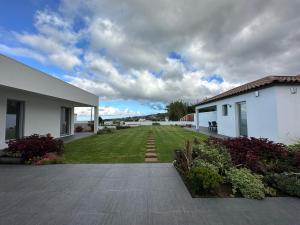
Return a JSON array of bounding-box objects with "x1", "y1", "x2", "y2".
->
[
  {"x1": 74, "y1": 106, "x2": 142, "y2": 120},
  {"x1": 0, "y1": 44, "x2": 46, "y2": 63},
  {"x1": 2, "y1": 0, "x2": 300, "y2": 105}
]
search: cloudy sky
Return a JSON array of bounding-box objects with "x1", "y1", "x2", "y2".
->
[{"x1": 1, "y1": 0, "x2": 300, "y2": 119}]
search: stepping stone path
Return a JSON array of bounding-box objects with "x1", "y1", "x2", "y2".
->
[{"x1": 144, "y1": 133, "x2": 158, "y2": 162}]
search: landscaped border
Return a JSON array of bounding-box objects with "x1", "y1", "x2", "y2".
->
[{"x1": 174, "y1": 137, "x2": 300, "y2": 199}]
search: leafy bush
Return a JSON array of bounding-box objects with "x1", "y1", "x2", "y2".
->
[
  {"x1": 188, "y1": 162, "x2": 223, "y2": 194},
  {"x1": 152, "y1": 122, "x2": 161, "y2": 125},
  {"x1": 116, "y1": 125, "x2": 131, "y2": 130},
  {"x1": 288, "y1": 142, "x2": 300, "y2": 171},
  {"x1": 31, "y1": 153, "x2": 64, "y2": 165},
  {"x1": 174, "y1": 141, "x2": 193, "y2": 174},
  {"x1": 7, "y1": 134, "x2": 64, "y2": 162},
  {"x1": 211, "y1": 137, "x2": 289, "y2": 174},
  {"x1": 193, "y1": 143, "x2": 231, "y2": 173},
  {"x1": 226, "y1": 168, "x2": 265, "y2": 199},
  {"x1": 266, "y1": 173, "x2": 300, "y2": 197},
  {"x1": 75, "y1": 126, "x2": 83, "y2": 132},
  {"x1": 97, "y1": 127, "x2": 114, "y2": 135}
]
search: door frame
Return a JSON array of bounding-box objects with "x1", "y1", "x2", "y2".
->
[
  {"x1": 5, "y1": 99, "x2": 25, "y2": 140},
  {"x1": 236, "y1": 101, "x2": 248, "y2": 137},
  {"x1": 60, "y1": 107, "x2": 72, "y2": 137}
]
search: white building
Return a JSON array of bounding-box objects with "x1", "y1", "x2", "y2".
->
[
  {"x1": 0, "y1": 54, "x2": 99, "y2": 149},
  {"x1": 195, "y1": 75, "x2": 300, "y2": 144}
]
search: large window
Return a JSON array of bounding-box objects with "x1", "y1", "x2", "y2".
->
[
  {"x1": 60, "y1": 107, "x2": 71, "y2": 136},
  {"x1": 237, "y1": 102, "x2": 248, "y2": 137},
  {"x1": 222, "y1": 104, "x2": 228, "y2": 116},
  {"x1": 5, "y1": 100, "x2": 24, "y2": 140}
]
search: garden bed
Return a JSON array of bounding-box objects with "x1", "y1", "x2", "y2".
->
[
  {"x1": 174, "y1": 137, "x2": 300, "y2": 199},
  {"x1": 3, "y1": 134, "x2": 64, "y2": 165}
]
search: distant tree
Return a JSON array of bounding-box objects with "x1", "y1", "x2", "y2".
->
[
  {"x1": 166, "y1": 100, "x2": 189, "y2": 121},
  {"x1": 187, "y1": 105, "x2": 195, "y2": 114}
]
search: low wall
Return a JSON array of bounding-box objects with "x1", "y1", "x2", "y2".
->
[{"x1": 124, "y1": 121, "x2": 195, "y2": 126}]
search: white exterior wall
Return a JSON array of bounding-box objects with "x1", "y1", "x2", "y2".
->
[
  {"x1": 198, "y1": 111, "x2": 217, "y2": 127},
  {"x1": 0, "y1": 54, "x2": 98, "y2": 106},
  {"x1": 275, "y1": 85, "x2": 300, "y2": 144},
  {"x1": 196, "y1": 86, "x2": 280, "y2": 142},
  {"x1": 0, "y1": 87, "x2": 77, "y2": 149},
  {"x1": 196, "y1": 85, "x2": 300, "y2": 144}
]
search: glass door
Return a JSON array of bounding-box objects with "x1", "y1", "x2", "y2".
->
[
  {"x1": 60, "y1": 107, "x2": 71, "y2": 136},
  {"x1": 5, "y1": 100, "x2": 24, "y2": 140},
  {"x1": 237, "y1": 102, "x2": 248, "y2": 137}
]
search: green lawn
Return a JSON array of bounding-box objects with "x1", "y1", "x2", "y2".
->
[{"x1": 64, "y1": 126, "x2": 207, "y2": 163}]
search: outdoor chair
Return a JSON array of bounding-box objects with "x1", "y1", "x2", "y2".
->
[
  {"x1": 211, "y1": 121, "x2": 217, "y2": 132},
  {"x1": 208, "y1": 121, "x2": 212, "y2": 131}
]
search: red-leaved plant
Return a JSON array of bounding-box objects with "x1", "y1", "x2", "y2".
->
[
  {"x1": 7, "y1": 134, "x2": 64, "y2": 162},
  {"x1": 208, "y1": 137, "x2": 289, "y2": 174}
]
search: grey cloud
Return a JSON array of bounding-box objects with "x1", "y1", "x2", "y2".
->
[{"x1": 2, "y1": 0, "x2": 300, "y2": 103}]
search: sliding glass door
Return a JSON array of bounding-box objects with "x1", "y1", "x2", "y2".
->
[
  {"x1": 237, "y1": 102, "x2": 248, "y2": 137},
  {"x1": 5, "y1": 100, "x2": 24, "y2": 140},
  {"x1": 60, "y1": 107, "x2": 71, "y2": 136}
]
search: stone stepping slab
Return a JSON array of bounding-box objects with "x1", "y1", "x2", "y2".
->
[
  {"x1": 145, "y1": 157, "x2": 158, "y2": 162},
  {"x1": 145, "y1": 152, "x2": 157, "y2": 158},
  {"x1": 146, "y1": 150, "x2": 156, "y2": 154},
  {"x1": 145, "y1": 135, "x2": 158, "y2": 162},
  {"x1": 146, "y1": 145, "x2": 156, "y2": 149}
]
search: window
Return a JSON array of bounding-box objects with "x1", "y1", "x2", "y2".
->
[
  {"x1": 237, "y1": 102, "x2": 248, "y2": 137},
  {"x1": 5, "y1": 100, "x2": 25, "y2": 140},
  {"x1": 222, "y1": 104, "x2": 228, "y2": 116},
  {"x1": 60, "y1": 107, "x2": 71, "y2": 136}
]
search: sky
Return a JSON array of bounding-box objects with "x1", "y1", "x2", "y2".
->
[{"x1": 1, "y1": 0, "x2": 300, "y2": 120}]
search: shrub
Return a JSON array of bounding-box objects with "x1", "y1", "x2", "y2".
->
[
  {"x1": 152, "y1": 122, "x2": 160, "y2": 125},
  {"x1": 33, "y1": 153, "x2": 64, "y2": 165},
  {"x1": 7, "y1": 134, "x2": 64, "y2": 162},
  {"x1": 211, "y1": 137, "x2": 289, "y2": 174},
  {"x1": 174, "y1": 141, "x2": 193, "y2": 174},
  {"x1": 226, "y1": 168, "x2": 265, "y2": 199},
  {"x1": 188, "y1": 162, "x2": 223, "y2": 194},
  {"x1": 193, "y1": 143, "x2": 232, "y2": 173},
  {"x1": 75, "y1": 126, "x2": 83, "y2": 132},
  {"x1": 116, "y1": 125, "x2": 131, "y2": 130},
  {"x1": 97, "y1": 127, "x2": 114, "y2": 135},
  {"x1": 266, "y1": 173, "x2": 300, "y2": 197},
  {"x1": 288, "y1": 142, "x2": 300, "y2": 171}
]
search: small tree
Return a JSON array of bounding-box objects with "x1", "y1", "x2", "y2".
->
[{"x1": 167, "y1": 100, "x2": 193, "y2": 121}]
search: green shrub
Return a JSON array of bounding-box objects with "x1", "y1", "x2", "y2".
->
[
  {"x1": 267, "y1": 173, "x2": 300, "y2": 197},
  {"x1": 193, "y1": 143, "x2": 232, "y2": 173},
  {"x1": 187, "y1": 162, "x2": 223, "y2": 194},
  {"x1": 116, "y1": 125, "x2": 131, "y2": 130},
  {"x1": 226, "y1": 168, "x2": 265, "y2": 199},
  {"x1": 97, "y1": 127, "x2": 114, "y2": 135}
]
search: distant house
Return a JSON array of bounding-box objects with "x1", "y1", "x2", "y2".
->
[
  {"x1": 0, "y1": 54, "x2": 99, "y2": 149},
  {"x1": 180, "y1": 113, "x2": 195, "y2": 122},
  {"x1": 195, "y1": 75, "x2": 300, "y2": 144}
]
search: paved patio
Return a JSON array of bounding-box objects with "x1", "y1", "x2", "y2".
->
[
  {"x1": 185, "y1": 126, "x2": 229, "y2": 139},
  {"x1": 60, "y1": 132, "x2": 94, "y2": 143},
  {"x1": 0, "y1": 164, "x2": 299, "y2": 225}
]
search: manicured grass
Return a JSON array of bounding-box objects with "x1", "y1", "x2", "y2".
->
[{"x1": 64, "y1": 126, "x2": 207, "y2": 163}]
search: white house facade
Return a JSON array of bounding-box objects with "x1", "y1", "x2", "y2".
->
[
  {"x1": 0, "y1": 54, "x2": 99, "y2": 149},
  {"x1": 195, "y1": 75, "x2": 300, "y2": 145}
]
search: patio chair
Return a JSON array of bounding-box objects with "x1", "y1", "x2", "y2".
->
[
  {"x1": 211, "y1": 121, "x2": 217, "y2": 132},
  {"x1": 208, "y1": 122, "x2": 212, "y2": 131}
]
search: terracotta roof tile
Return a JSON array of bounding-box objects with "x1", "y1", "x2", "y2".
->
[{"x1": 197, "y1": 75, "x2": 300, "y2": 105}]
